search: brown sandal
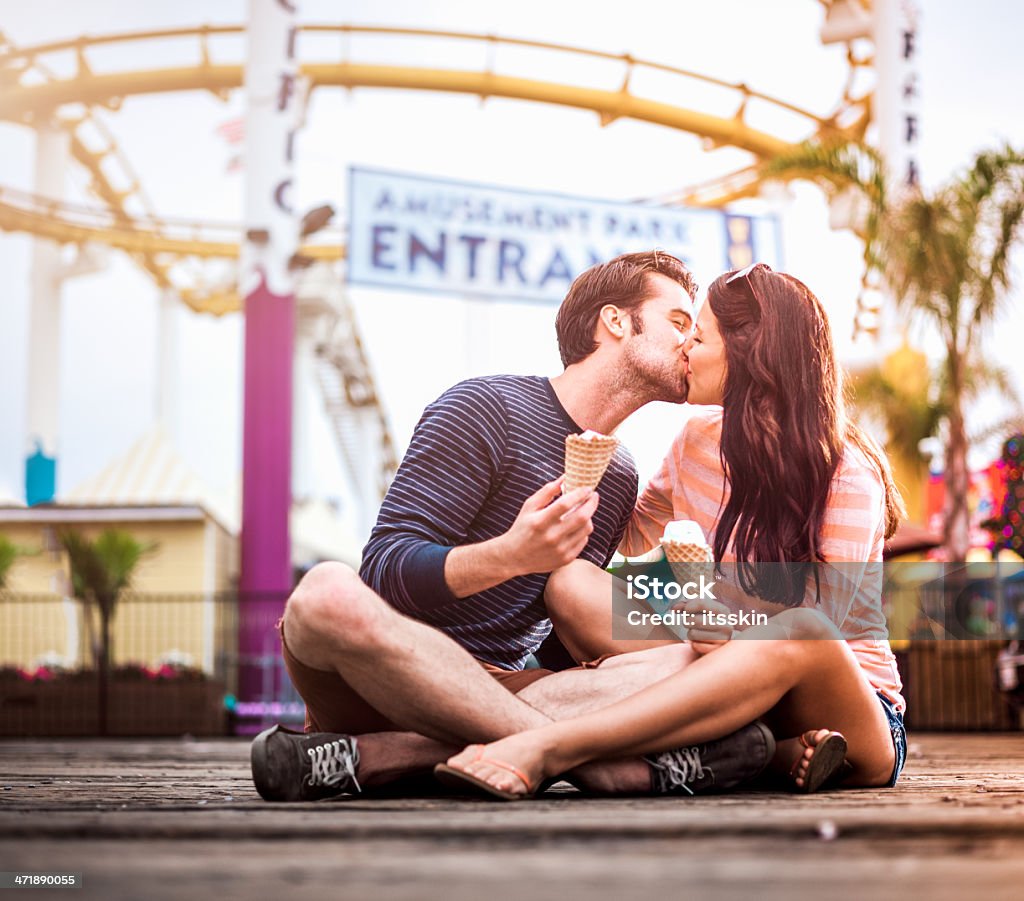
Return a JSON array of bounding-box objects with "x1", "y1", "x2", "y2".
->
[{"x1": 791, "y1": 730, "x2": 848, "y2": 794}]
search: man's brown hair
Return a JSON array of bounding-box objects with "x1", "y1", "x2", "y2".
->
[{"x1": 555, "y1": 250, "x2": 697, "y2": 367}]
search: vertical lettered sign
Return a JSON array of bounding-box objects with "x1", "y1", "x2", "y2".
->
[{"x1": 874, "y1": 0, "x2": 922, "y2": 192}]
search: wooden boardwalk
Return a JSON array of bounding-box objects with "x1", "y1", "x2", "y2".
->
[{"x1": 2, "y1": 734, "x2": 1023, "y2": 900}]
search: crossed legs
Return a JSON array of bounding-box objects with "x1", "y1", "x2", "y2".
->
[
  {"x1": 447, "y1": 608, "x2": 898, "y2": 796},
  {"x1": 281, "y1": 562, "x2": 702, "y2": 791}
]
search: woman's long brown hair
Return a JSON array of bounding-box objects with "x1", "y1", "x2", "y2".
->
[{"x1": 707, "y1": 266, "x2": 904, "y2": 604}]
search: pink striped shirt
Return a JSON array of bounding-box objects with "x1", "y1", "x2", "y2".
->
[{"x1": 622, "y1": 408, "x2": 905, "y2": 712}]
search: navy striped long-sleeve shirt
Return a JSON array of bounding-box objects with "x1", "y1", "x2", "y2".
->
[{"x1": 359, "y1": 375, "x2": 639, "y2": 669}]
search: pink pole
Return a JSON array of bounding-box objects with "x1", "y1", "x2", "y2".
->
[
  {"x1": 240, "y1": 278, "x2": 294, "y2": 597},
  {"x1": 237, "y1": 275, "x2": 294, "y2": 732},
  {"x1": 237, "y1": 0, "x2": 300, "y2": 731}
]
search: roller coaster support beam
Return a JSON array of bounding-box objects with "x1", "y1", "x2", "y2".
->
[
  {"x1": 156, "y1": 288, "x2": 180, "y2": 439},
  {"x1": 24, "y1": 122, "x2": 69, "y2": 506},
  {"x1": 237, "y1": 0, "x2": 300, "y2": 730}
]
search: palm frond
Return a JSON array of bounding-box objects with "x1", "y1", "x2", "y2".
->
[
  {"x1": 93, "y1": 530, "x2": 155, "y2": 603},
  {"x1": 59, "y1": 529, "x2": 155, "y2": 618},
  {"x1": 955, "y1": 144, "x2": 1024, "y2": 209},
  {"x1": 962, "y1": 360, "x2": 1021, "y2": 405},
  {"x1": 882, "y1": 191, "x2": 964, "y2": 330},
  {"x1": 974, "y1": 189, "x2": 1024, "y2": 323},
  {"x1": 969, "y1": 414, "x2": 1024, "y2": 446},
  {"x1": 762, "y1": 139, "x2": 886, "y2": 201},
  {"x1": 761, "y1": 138, "x2": 887, "y2": 266},
  {"x1": 59, "y1": 531, "x2": 106, "y2": 604},
  {"x1": 0, "y1": 536, "x2": 17, "y2": 590},
  {"x1": 0, "y1": 537, "x2": 40, "y2": 591}
]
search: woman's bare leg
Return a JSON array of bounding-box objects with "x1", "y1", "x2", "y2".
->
[{"x1": 447, "y1": 610, "x2": 896, "y2": 795}]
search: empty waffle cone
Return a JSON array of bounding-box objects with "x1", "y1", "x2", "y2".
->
[{"x1": 563, "y1": 433, "x2": 618, "y2": 492}]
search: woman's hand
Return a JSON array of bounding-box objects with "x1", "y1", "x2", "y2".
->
[{"x1": 676, "y1": 597, "x2": 735, "y2": 656}]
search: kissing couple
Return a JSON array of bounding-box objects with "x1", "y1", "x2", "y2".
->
[{"x1": 252, "y1": 250, "x2": 907, "y2": 802}]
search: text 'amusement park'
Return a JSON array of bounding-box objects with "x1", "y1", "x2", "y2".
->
[{"x1": 1, "y1": 1, "x2": 1023, "y2": 899}]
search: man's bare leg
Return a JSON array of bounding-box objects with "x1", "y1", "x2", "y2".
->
[
  {"x1": 352, "y1": 732, "x2": 459, "y2": 788},
  {"x1": 284, "y1": 563, "x2": 553, "y2": 744},
  {"x1": 518, "y1": 643, "x2": 699, "y2": 719}
]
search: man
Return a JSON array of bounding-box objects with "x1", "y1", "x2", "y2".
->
[{"x1": 251, "y1": 251, "x2": 774, "y2": 801}]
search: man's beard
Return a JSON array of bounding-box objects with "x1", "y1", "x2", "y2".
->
[{"x1": 620, "y1": 341, "x2": 689, "y2": 404}]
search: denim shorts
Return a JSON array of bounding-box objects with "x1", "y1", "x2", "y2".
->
[{"x1": 877, "y1": 691, "x2": 908, "y2": 787}]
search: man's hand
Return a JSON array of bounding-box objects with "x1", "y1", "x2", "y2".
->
[
  {"x1": 500, "y1": 478, "x2": 599, "y2": 575},
  {"x1": 445, "y1": 477, "x2": 599, "y2": 598},
  {"x1": 677, "y1": 596, "x2": 734, "y2": 657}
]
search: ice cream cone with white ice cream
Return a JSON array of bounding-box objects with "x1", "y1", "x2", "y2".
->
[
  {"x1": 660, "y1": 520, "x2": 713, "y2": 563},
  {"x1": 661, "y1": 520, "x2": 714, "y2": 586},
  {"x1": 563, "y1": 430, "x2": 618, "y2": 493}
]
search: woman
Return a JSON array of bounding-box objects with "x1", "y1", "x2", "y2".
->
[{"x1": 438, "y1": 263, "x2": 909, "y2": 796}]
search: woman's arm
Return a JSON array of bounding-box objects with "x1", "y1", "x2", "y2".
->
[
  {"x1": 812, "y1": 451, "x2": 888, "y2": 635},
  {"x1": 619, "y1": 429, "x2": 686, "y2": 556},
  {"x1": 619, "y1": 471, "x2": 674, "y2": 556}
]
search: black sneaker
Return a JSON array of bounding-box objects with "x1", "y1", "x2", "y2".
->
[
  {"x1": 251, "y1": 725, "x2": 362, "y2": 802},
  {"x1": 645, "y1": 721, "x2": 775, "y2": 795}
]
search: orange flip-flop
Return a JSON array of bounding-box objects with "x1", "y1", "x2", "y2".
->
[
  {"x1": 791, "y1": 729, "x2": 848, "y2": 794},
  {"x1": 434, "y1": 744, "x2": 539, "y2": 801}
]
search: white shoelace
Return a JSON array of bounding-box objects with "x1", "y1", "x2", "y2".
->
[
  {"x1": 650, "y1": 746, "x2": 704, "y2": 796},
  {"x1": 305, "y1": 738, "x2": 361, "y2": 793}
]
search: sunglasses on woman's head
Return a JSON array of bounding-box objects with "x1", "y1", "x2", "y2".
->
[
  {"x1": 726, "y1": 261, "x2": 772, "y2": 284},
  {"x1": 725, "y1": 262, "x2": 772, "y2": 322}
]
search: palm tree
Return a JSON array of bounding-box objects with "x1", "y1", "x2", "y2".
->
[
  {"x1": 60, "y1": 529, "x2": 153, "y2": 734},
  {"x1": 0, "y1": 535, "x2": 37, "y2": 592},
  {"x1": 0, "y1": 536, "x2": 19, "y2": 591},
  {"x1": 764, "y1": 142, "x2": 1024, "y2": 560}
]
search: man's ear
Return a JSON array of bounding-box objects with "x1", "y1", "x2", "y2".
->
[{"x1": 598, "y1": 304, "x2": 628, "y2": 339}]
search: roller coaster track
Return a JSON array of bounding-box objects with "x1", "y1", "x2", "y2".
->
[{"x1": 0, "y1": 23, "x2": 871, "y2": 315}]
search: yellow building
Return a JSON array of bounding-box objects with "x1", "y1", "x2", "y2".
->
[
  {"x1": 1, "y1": 427, "x2": 365, "y2": 679},
  {"x1": 0, "y1": 429, "x2": 238, "y2": 675}
]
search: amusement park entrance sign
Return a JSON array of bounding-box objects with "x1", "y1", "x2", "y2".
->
[{"x1": 347, "y1": 167, "x2": 780, "y2": 304}]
